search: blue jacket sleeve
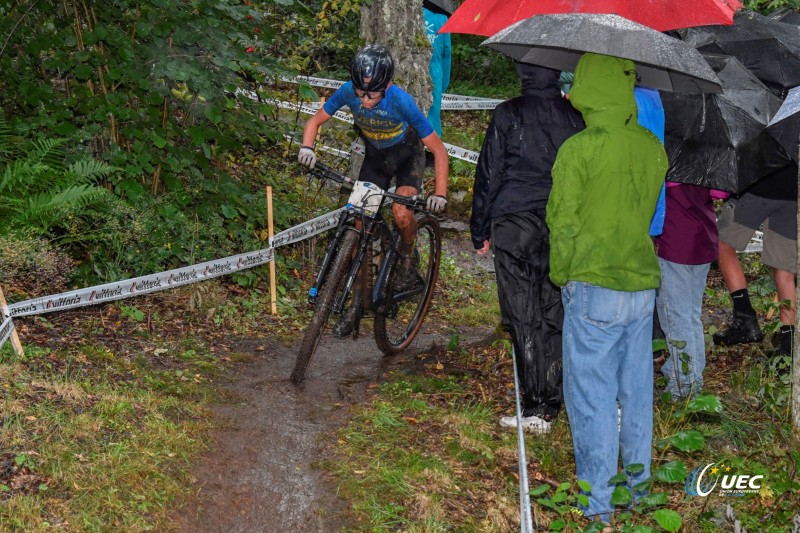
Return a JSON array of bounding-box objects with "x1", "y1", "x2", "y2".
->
[
  {"x1": 635, "y1": 87, "x2": 666, "y2": 236},
  {"x1": 648, "y1": 183, "x2": 666, "y2": 237},
  {"x1": 323, "y1": 82, "x2": 353, "y2": 116}
]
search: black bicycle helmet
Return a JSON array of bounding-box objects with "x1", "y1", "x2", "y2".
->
[{"x1": 350, "y1": 45, "x2": 394, "y2": 92}]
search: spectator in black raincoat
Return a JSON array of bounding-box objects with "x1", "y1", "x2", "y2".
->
[{"x1": 470, "y1": 62, "x2": 584, "y2": 433}]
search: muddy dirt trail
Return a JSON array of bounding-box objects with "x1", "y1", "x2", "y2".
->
[{"x1": 173, "y1": 225, "x2": 495, "y2": 533}]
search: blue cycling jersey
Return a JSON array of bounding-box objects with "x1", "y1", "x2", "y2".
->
[{"x1": 323, "y1": 82, "x2": 434, "y2": 150}]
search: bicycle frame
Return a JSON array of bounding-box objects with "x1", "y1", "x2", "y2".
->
[
  {"x1": 292, "y1": 161, "x2": 441, "y2": 381},
  {"x1": 305, "y1": 166, "x2": 427, "y2": 320},
  {"x1": 308, "y1": 198, "x2": 400, "y2": 315}
]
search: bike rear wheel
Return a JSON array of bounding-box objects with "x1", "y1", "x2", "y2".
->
[
  {"x1": 291, "y1": 230, "x2": 359, "y2": 383},
  {"x1": 374, "y1": 215, "x2": 441, "y2": 355}
]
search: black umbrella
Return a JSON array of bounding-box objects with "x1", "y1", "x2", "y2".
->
[
  {"x1": 766, "y1": 86, "x2": 800, "y2": 163},
  {"x1": 683, "y1": 11, "x2": 800, "y2": 98},
  {"x1": 423, "y1": 0, "x2": 455, "y2": 17},
  {"x1": 767, "y1": 6, "x2": 800, "y2": 26},
  {"x1": 662, "y1": 54, "x2": 789, "y2": 193},
  {"x1": 482, "y1": 14, "x2": 722, "y2": 93}
]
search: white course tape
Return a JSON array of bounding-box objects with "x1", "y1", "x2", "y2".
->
[
  {"x1": 444, "y1": 142, "x2": 480, "y2": 164},
  {"x1": 0, "y1": 316, "x2": 14, "y2": 350},
  {"x1": 275, "y1": 100, "x2": 354, "y2": 124},
  {"x1": 5, "y1": 205, "x2": 348, "y2": 319},
  {"x1": 270, "y1": 207, "x2": 346, "y2": 248},
  {"x1": 442, "y1": 93, "x2": 502, "y2": 102},
  {"x1": 275, "y1": 102, "x2": 353, "y2": 124},
  {"x1": 278, "y1": 101, "x2": 481, "y2": 165},
  {"x1": 281, "y1": 75, "x2": 503, "y2": 106},
  {"x1": 744, "y1": 230, "x2": 763, "y2": 254},
  {"x1": 7, "y1": 248, "x2": 274, "y2": 318},
  {"x1": 281, "y1": 75, "x2": 345, "y2": 90},
  {"x1": 440, "y1": 99, "x2": 500, "y2": 111},
  {"x1": 283, "y1": 133, "x2": 351, "y2": 159}
]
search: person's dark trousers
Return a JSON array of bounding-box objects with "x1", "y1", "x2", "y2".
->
[{"x1": 491, "y1": 209, "x2": 563, "y2": 418}]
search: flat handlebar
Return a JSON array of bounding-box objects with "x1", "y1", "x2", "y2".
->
[{"x1": 305, "y1": 162, "x2": 428, "y2": 211}]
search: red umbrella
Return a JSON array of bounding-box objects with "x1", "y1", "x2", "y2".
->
[{"x1": 439, "y1": 0, "x2": 743, "y2": 36}]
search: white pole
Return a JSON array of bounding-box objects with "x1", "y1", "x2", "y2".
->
[{"x1": 511, "y1": 346, "x2": 534, "y2": 533}]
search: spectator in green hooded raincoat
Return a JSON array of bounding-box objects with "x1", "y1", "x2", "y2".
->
[{"x1": 546, "y1": 52, "x2": 667, "y2": 522}]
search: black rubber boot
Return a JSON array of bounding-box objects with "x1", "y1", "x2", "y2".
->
[
  {"x1": 393, "y1": 251, "x2": 421, "y2": 291},
  {"x1": 775, "y1": 325, "x2": 794, "y2": 358},
  {"x1": 712, "y1": 310, "x2": 763, "y2": 346},
  {"x1": 333, "y1": 288, "x2": 361, "y2": 338},
  {"x1": 333, "y1": 305, "x2": 358, "y2": 338}
]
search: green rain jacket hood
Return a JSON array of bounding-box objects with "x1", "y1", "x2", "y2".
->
[{"x1": 546, "y1": 53, "x2": 668, "y2": 291}]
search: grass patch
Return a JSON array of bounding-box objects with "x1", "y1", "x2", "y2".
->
[
  {"x1": 435, "y1": 251, "x2": 501, "y2": 329},
  {"x1": 325, "y1": 333, "x2": 800, "y2": 532},
  {"x1": 0, "y1": 311, "x2": 224, "y2": 531}
]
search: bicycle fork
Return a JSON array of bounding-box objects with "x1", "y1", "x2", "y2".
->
[
  {"x1": 334, "y1": 222, "x2": 381, "y2": 338},
  {"x1": 307, "y1": 212, "x2": 350, "y2": 307}
]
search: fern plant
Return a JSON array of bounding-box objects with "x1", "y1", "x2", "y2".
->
[{"x1": 0, "y1": 122, "x2": 121, "y2": 239}]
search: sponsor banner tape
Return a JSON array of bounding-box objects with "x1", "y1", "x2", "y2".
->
[
  {"x1": 744, "y1": 231, "x2": 763, "y2": 254},
  {"x1": 444, "y1": 142, "x2": 480, "y2": 164},
  {"x1": 442, "y1": 93, "x2": 502, "y2": 103},
  {"x1": 281, "y1": 75, "x2": 345, "y2": 90},
  {"x1": 5, "y1": 205, "x2": 349, "y2": 320},
  {"x1": 0, "y1": 317, "x2": 14, "y2": 350},
  {"x1": 441, "y1": 99, "x2": 500, "y2": 111},
  {"x1": 7, "y1": 248, "x2": 274, "y2": 318},
  {"x1": 275, "y1": 100, "x2": 354, "y2": 124},
  {"x1": 283, "y1": 133, "x2": 351, "y2": 159},
  {"x1": 278, "y1": 101, "x2": 480, "y2": 165},
  {"x1": 270, "y1": 207, "x2": 346, "y2": 248},
  {"x1": 280, "y1": 75, "x2": 502, "y2": 105}
]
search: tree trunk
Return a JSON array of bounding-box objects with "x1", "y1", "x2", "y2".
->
[{"x1": 359, "y1": 0, "x2": 433, "y2": 112}]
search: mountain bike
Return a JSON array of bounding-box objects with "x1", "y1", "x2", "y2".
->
[{"x1": 291, "y1": 162, "x2": 441, "y2": 384}]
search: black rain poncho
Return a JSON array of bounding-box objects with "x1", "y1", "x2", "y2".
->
[
  {"x1": 470, "y1": 64, "x2": 584, "y2": 416},
  {"x1": 470, "y1": 64, "x2": 584, "y2": 249}
]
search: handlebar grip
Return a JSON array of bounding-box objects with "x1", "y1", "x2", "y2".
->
[{"x1": 311, "y1": 162, "x2": 353, "y2": 186}]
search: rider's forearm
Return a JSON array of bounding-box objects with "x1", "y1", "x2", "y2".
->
[
  {"x1": 420, "y1": 132, "x2": 449, "y2": 197},
  {"x1": 302, "y1": 109, "x2": 329, "y2": 147},
  {"x1": 434, "y1": 156, "x2": 448, "y2": 197}
]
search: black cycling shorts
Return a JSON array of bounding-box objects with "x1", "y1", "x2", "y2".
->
[{"x1": 358, "y1": 128, "x2": 424, "y2": 193}]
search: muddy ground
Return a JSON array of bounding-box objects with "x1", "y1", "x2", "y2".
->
[{"x1": 172, "y1": 223, "x2": 496, "y2": 533}]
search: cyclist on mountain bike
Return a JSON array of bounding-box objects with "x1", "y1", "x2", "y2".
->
[{"x1": 298, "y1": 44, "x2": 450, "y2": 337}]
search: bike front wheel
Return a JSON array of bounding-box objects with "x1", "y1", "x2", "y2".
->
[
  {"x1": 291, "y1": 230, "x2": 359, "y2": 383},
  {"x1": 374, "y1": 215, "x2": 441, "y2": 355}
]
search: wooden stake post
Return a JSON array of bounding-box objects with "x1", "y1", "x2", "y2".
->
[
  {"x1": 0, "y1": 285, "x2": 24, "y2": 356},
  {"x1": 267, "y1": 185, "x2": 278, "y2": 315}
]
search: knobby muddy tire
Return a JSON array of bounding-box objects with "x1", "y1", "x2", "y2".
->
[
  {"x1": 373, "y1": 215, "x2": 441, "y2": 355},
  {"x1": 291, "y1": 230, "x2": 359, "y2": 384}
]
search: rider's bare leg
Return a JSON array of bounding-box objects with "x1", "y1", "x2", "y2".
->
[{"x1": 393, "y1": 185, "x2": 418, "y2": 253}]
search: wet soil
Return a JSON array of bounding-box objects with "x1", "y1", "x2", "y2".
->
[{"x1": 172, "y1": 222, "x2": 495, "y2": 533}]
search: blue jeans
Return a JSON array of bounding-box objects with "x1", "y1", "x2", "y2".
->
[
  {"x1": 656, "y1": 258, "x2": 710, "y2": 399},
  {"x1": 561, "y1": 281, "x2": 655, "y2": 519}
]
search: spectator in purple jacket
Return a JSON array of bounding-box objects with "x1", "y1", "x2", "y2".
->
[{"x1": 654, "y1": 183, "x2": 727, "y2": 400}]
